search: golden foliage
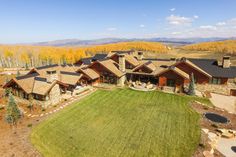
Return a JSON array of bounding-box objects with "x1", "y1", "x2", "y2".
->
[
  {"x1": 0, "y1": 41, "x2": 168, "y2": 67},
  {"x1": 182, "y1": 40, "x2": 236, "y2": 54},
  {"x1": 85, "y1": 41, "x2": 168, "y2": 53}
]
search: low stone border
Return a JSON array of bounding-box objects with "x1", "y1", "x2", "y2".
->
[
  {"x1": 25, "y1": 88, "x2": 96, "y2": 118},
  {"x1": 129, "y1": 86, "x2": 156, "y2": 92}
]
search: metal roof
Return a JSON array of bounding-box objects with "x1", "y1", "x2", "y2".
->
[{"x1": 188, "y1": 58, "x2": 236, "y2": 78}]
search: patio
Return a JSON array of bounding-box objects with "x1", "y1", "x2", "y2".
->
[{"x1": 129, "y1": 80, "x2": 156, "y2": 91}]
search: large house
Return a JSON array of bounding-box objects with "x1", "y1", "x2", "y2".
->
[{"x1": 4, "y1": 51, "x2": 236, "y2": 106}]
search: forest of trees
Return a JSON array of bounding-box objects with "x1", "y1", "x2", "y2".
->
[
  {"x1": 0, "y1": 42, "x2": 168, "y2": 68},
  {"x1": 182, "y1": 40, "x2": 236, "y2": 54}
]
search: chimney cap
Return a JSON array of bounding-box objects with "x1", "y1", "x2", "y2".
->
[
  {"x1": 117, "y1": 54, "x2": 125, "y2": 57},
  {"x1": 138, "y1": 51, "x2": 143, "y2": 55},
  {"x1": 181, "y1": 57, "x2": 187, "y2": 62},
  {"x1": 223, "y1": 56, "x2": 230, "y2": 59}
]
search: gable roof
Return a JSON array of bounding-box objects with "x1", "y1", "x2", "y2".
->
[
  {"x1": 124, "y1": 54, "x2": 140, "y2": 67},
  {"x1": 59, "y1": 71, "x2": 82, "y2": 85},
  {"x1": 89, "y1": 59, "x2": 125, "y2": 77},
  {"x1": 77, "y1": 68, "x2": 100, "y2": 80},
  {"x1": 174, "y1": 59, "x2": 212, "y2": 78},
  {"x1": 188, "y1": 58, "x2": 236, "y2": 78},
  {"x1": 14, "y1": 74, "x2": 37, "y2": 94},
  {"x1": 4, "y1": 67, "x2": 82, "y2": 95},
  {"x1": 109, "y1": 53, "x2": 140, "y2": 67},
  {"x1": 3, "y1": 75, "x2": 57, "y2": 95},
  {"x1": 76, "y1": 53, "x2": 108, "y2": 65},
  {"x1": 157, "y1": 66, "x2": 190, "y2": 80},
  {"x1": 27, "y1": 64, "x2": 80, "y2": 77},
  {"x1": 133, "y1": 61, "x2": 156, "y2": 72},
  {"x1": 92, "y1": 54, "x2": 108, "y2": 61},
  {"x1": 99, "y1": 59, "x2": 125, "y2": 77},
  {"x1": 32, "y1": 79, "x2": 57, "y2": 95}
]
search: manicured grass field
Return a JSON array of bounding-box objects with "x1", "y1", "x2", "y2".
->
[{"x1": 31, "y1": 89, "x2": 210, "y2": 157}]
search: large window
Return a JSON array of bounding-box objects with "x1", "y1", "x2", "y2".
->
[
  {"x1": 211, "y1": 77, "x2": 221, "y2": 85},
  {"x1": 167, "y1": 79, "x2": 176, "y2": 87}
]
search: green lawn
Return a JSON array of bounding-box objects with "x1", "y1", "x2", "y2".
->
[{"x1": 31, "y1": 89, "x2": 210, "y2": 157}]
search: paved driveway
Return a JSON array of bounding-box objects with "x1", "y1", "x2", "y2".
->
[
  {"x1": 216, "y1": 137, "x2": 236, "y2": 157},
  {"x1": 210, "y1": 93, "x2": 236, "y2": 114}
]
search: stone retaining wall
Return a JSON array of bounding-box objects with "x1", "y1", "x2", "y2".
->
[{"x1": 196, "y1": 83, "x2": 236, "y2": 95}]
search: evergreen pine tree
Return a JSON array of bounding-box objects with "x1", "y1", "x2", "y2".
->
[
  {"x1": 4, "y1": 88, "x2": 11, "y2": 97},
  {"x1": 188, "y1": 73, "x2": 196, "y2": 96},
  {"x1": 28, "y1": 94, "x2": 34, "y2": 112},
  {"x1": 5, "y1": 94, "x2": 22, "y2": 127},
  {"x1": 25, "y1": 63, "x2": 29, "y2": 70},
  {"x1": 17, "y1": 70, "x2": 20, "y2": 77}
]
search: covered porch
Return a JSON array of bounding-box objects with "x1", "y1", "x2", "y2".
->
[
  {"x1": 126, "y1": 73, "x2": 158, "y2": 85},
  {"x1": 126, "y1": 73, "x2": 158, "y2": 91},
  {"x1": 157, "y1": 67, "x2": 190, "y2": 93}
]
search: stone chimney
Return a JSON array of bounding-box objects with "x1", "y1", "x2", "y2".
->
[
  {"x1": 222, "y1": 56, "x2": 231, "y2": 68},
  {"x1": 46, "y1": 70, "x2": 58, "y2": 83},
  {"x1": 118, "y1": 54, "x2": 125, "y2": 72},
  {"x1": 137, "y1": 51, "x2": 143, "y2": 61},
  {"x1": 118, "y1": 54, "x2": 126, "y2": 87}
]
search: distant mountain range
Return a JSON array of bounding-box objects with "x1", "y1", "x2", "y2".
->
[{"x1": 20, "y1": 37, "x2": 236, "y2": 47}]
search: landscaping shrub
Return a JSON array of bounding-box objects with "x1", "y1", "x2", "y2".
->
[
  {"x1": 211, "y1": 123, "x2": 218, "y2": 128},
  {"x1": 0, "y1": 105, "x2": 4, "y2": 110},
  {"x1": 199, "y1": 143, "x2": 205, "y2": 148},
  {"x1": 203, "y1": 106, "x2": 209, "y2": 110}
]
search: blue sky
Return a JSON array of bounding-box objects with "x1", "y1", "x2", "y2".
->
[{"x1": 1, "y1": 0, "x2": 236, "y2": 43}]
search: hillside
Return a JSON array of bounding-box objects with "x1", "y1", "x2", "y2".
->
[
  {"x1": 27, "y1": 37, "x2": 236, "y2": 47},
  {"x1": 0, "y1": 41, "x2": 168, "y2": 68},
  {"x1": 182, "y1": 40, "x2": 236, "y2": 55}
]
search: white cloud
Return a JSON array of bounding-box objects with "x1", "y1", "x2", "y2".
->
[
  {"x1": 216, "y1": 22, "x2": 226, "y2": 26},
  {"x1": 139, "y1": 24, "x2": 145, "y2": 28},
  {"x1": 166, "y1": 15, "x2": 193, "y2": 26},
  {"x1": 193, "y1": 15, "x2": 199, "y2": 19},
  {"x1": 176, "y1": 18, "x2": 236, "y2": 38},
  {"x1": 107, "y1": 27, "x2": 117, "y2": 31},
  {"x1": 171, "y1": 32, "x2": 181, "y2": 35},
  {"x1": 170, "y1": 8, "x2": 176, "y2": 12},
  {"x1": 199, "y1": 25, "x2": 217, "y2": 30}
]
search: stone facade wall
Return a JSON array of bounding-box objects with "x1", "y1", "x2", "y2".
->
[
  {"x1": 32, "y1": 85, "x2": 61, "y2": 108},
  {"x1": 47, "y1": 84, "x2": 61, "y2": 107},
  {"x1": 196, "y1": 82, "x2": 236, "y2": 95},
  {"x1": 118, "y1": 75, "x2": 126, "y2": 87}
]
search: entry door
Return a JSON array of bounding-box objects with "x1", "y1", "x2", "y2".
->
[{"x1": 167, "y1": 79, "x2": 175, "y2": 87}]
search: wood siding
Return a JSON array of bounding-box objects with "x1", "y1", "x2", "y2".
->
[
  {"x1": 158, "y1": 70, "x2": 190, "y2": 88},
  {"x1": 90, "y1": 63, "x2": 118, "y2": 84},
  {"x1": 176, "y1": 62, "x2": 210, "y2": 84}
]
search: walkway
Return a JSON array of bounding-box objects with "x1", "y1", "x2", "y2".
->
[
  {"x1": 210, "y1": 93, "x2": 236, "y2": 114},
  {"x1": 216, "y1": 137, "x2": 236, "y2": 157}
]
